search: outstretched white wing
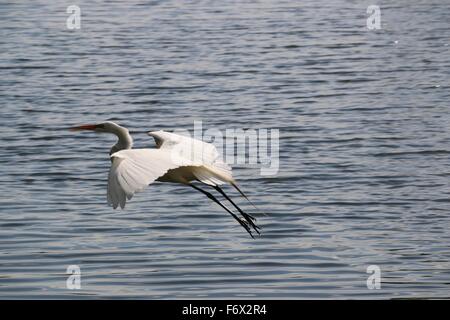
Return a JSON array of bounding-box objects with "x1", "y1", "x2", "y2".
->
[
  {"x1": 148, "y1": 130, "x2": 233, "y2": 186},
  {"x1": 107, "y1": 149, "x2": 180, "y2": 209}
]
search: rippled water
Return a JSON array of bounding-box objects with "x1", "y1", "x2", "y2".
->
[{"x1": 1, "y1": 0, "x2": 450, "y2": 299}]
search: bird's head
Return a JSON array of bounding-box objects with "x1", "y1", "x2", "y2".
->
[
  {"x1": 71, "y1": 121, "x2": 133, "y2": 153},
  {"x1": 70, "y1": 121, "x2": 124, "y2": 134}
]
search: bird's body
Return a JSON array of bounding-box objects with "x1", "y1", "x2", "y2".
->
[
  {"x1": 157, "y1": 166, "x2": 202, "y2": 184},
  {"x1": 71, "y1": 121, "x2": 261, "y2": 237}
]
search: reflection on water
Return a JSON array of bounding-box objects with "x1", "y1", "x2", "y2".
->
[{"x1": 1, "y1": 0, "x2": 450, "y2": 298}]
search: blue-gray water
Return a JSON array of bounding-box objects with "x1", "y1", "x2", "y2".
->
[{"x1": 1, "y1": 0, "x2": 450, "y2": 299}]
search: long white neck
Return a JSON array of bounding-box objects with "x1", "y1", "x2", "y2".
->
[{"x1": 110, "y1": 126, "x2": 133, "y2": 155}]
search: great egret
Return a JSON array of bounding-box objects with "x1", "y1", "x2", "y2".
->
[{"x1": 70, "y1": 121, "x2": 261, "y2": 238}]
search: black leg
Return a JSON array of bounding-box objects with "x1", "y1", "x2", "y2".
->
[
  {"x1": 231, "y1": 182, "x2": 268, "y2": 217},
  {"x1": 189, "y1": 184, "x2": 254, "y2": 238},
  {"x1": 212, "y1": 185, "x2": 260, "y2": 235}
]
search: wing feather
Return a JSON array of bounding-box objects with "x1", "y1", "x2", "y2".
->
[{"x1": 108, "y1": 149, "x2": 181, "y2": 209}]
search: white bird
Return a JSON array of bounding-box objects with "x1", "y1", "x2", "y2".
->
[{"x1": 70, "y1": 121, "x2": 261, "y2": 237}]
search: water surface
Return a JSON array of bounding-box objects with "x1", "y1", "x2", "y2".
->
[{"x1": 1, "y1": 0, "x2": 450, "y2": 299}]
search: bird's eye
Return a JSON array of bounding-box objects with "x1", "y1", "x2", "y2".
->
[{"x1": 97, "y1": 124, "x2": 105, "y2": 129}]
